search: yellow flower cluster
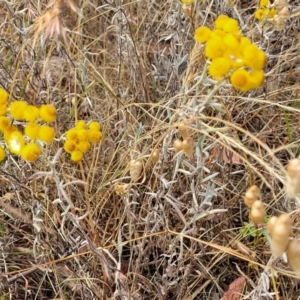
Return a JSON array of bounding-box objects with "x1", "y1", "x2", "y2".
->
[
  {"x1": 181, "y1": 0, "x2": 194, "y2": 4},
  {"x1": 194, "y1": 15, "x2": 267, "y2": 92},
  {"x1": 0, "y1": 88, "x2": 57, "y2": 162},
  {"x1": 63, "y1": 120, "x2": 102, "y2": 162},
  {"x1": 255, "y1": 0, "x2": 277, "y2": 21}
]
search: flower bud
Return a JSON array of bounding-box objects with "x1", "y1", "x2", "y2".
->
[
  {"x1": 287, "y1": 239, "x2": 300, "y2": 277},
  {"x1": 249, "y1": 200, "x2": 265, "y2": 225},
  {"x1": 244, "y1": 185, "x2": 260, "y2": 208},
  {"x1": 129, "y1": 160, "x2": 143, "y2": 182},
  {"x1": 173, "y1": 139, "x2": 183, "y2": 154},
  {"x1": 286, "y1": 159, "x2": 300, "y2": 198},
  {"x1": 269, "y1": 214, "x2": 292, "y2": 258},
  {"x1": 150, "y1": 149, "x2": 160, "y2": 163},
  {"x1": 182, "y1": 137, "x2": 194, "y2": 158},
  {"x1": 178, "y1": 122, "x2": 192, "y2": 139}
]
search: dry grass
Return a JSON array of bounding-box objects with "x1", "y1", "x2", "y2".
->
[{"x1": 1, "y1": 0, "x2": 300, "y2": 299}]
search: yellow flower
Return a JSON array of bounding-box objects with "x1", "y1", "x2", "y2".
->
[
  {"x1": 223, "y1": 33, "x2": 240, "y2": 49},
  {"x1": 66, "y1": 128, "x2": 78, "y2": 141},
  {"x1": 194, "y1": 26, "x2": 211, "y2": 43},
  {"x1": 38, "y1": 125, "x2": 55, "y2": 143},
  {"x1": 223, "y1": 18, "x2": 240, "y2": 33},
  {"x1": 259, "y1": 0, "x2": 270, "y2": 8},
  {"x1": 230, "y1": 69, "x2": 252, "y2": 92},
  {"x1": 0, "y1": 146, "x2": 6, "y2": 162},
  {"x1": 88, "y1": 121, "x2": 101, "y2": 131},
  {"x1": 63, "y1": 140, "x2": 77, "y2": 153},
  {"x1": 181, "y1": 0, "x2": 194, "y2": 4},
  {"x1": 24, "y1": 105, "x2": 39, "y2": 122},
  {"x1": 237, "y1": 37, "x2": 251, "y2": 53},
  {"x1": 248, "y1": 70, "x2": 265, "y2": 89},
  {"x1": 71, "y1": 150, "x2": 83, "y2": 162},
  {"x1": 0, "y1": 116, "x2": 11, "y2": 131},
  {"x1": 0, "y1": 89, "x2": 8, "y2": 105},
  {"x1": 205, "y1": 36, "x2": 227, "y2": 59},
  {"x1": 243, "y1": 45, "x2": 266, "y2": 70},
  {"x1": 0, "y1": 104, "x2": 7, "y2": 116},
  {"x1": 39, "y1": 104, "x2": 56, "y2": 123},
  {"x1": 25, "y1": 123, "x2": 40, "y2": 140},
  {"x1": 7, "y1": 131, "x2": 25, "y2": 155},
  {"x1": 254, "y1": 8, "x2": 269, "y2": 21},
  {"x1": 3, "y1": 125, "x2": 18, "y2": 141},
  {"x1": 214, "y1": 15, "x2": 230, "y2": 30},
  {"x1": 77, "y1": 129, "x2": 88, "y2": 141},
  {"x1": 208, "y1": 57, "x2": 231, "y2": 80},
  {"x1": 9, "y1": 100, "x2": 28, "y2": 120},
  {"x1": 88, "y1": 130, "x2": 102, "y2": 143},
  {"x1": 269, "y1": 8, "x2": 277, "y2": 18},
  {"x1": 77, "y1": 140, "x2": 90, "y2": 153},
  {"x1": 21, "y1": 143, "x2": 41, "y2": 162},
  {"x1": 76, "y1": 120, "x2": 88, "y2": 129}
]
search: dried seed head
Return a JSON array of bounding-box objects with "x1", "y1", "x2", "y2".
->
[
  {"x1": 182, "y1": 137, "x2": 194, "y2": 158},
  {"x1": 129, "y1": 160, "x2": 143, "y2": 182},
  {"x1": 244, "y1": 185, "x2": 260, "y2": 208},
  {"x1": 273, "y1": 7, "x2": 290, "y2": 30},
  {"x1": 249, "y1": 200, "x2": 265, "y2": 225},
  {"x1": 267, "y1": 216, "x2": 278, "y2": 235},
  {"x1": 269, "y1": 214, "x2": 292, "y2": 258},
  {"x1": 173, "y1": 139, "x2": 183, "y2": 153},
  {"x1": 178, "y1": 122, "x2": 192, "y2": 139},
  {"x1": 286, "y1": 159, "x2": 300, "y2": 198},
  {"x1": 274, "y1": 0, "x2": 288, "y2": 12},
  {"x1": 150, "y1": 148, "x2": 160, "y2": 163},
  {"x1": 279, "y1": 6, "x2": 290, "y2": 18},
  {"x1": 182, "y1": 4, "x2": 193, "y2": 18},
  {"x1": 287, "y1": 239, "x2": 300, "y2": 277},
  {"x1": 114, "y1": 184, "x2": 129, "y2": 196}
]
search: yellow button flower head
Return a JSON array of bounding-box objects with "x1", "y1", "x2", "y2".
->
[
  {"x1": 71, "y1": 150, "x2": 83, "y2": 162},
  {"x1": 208, "y1": 57, "x2": 231, "y2": 80},
  {"x1": 38, "y1": 125, "x2": 55, "y2": 143},
  {"x1": 7, "y1": 131, "x2": 25, "y2": 155},
  {"x1": 39, "y1": 104, "x2": 56, "y2": 123},
  {"x1": 66, "y1": 128, "x2": 78, "y2": 141},
  {"x1": 24, "y1": 105, "x2": 39, "y2": 122},
  {"x1": 205, "y1": 36, "x2": 227, "y2": 59},
  {"x1": 248, "y1": 70, "x2": 265, "y2": 89},
  {"x1": 214, "y1": 15, "x2": 230, "y2": 30},
  {"x1": 0, "y1": 146, "x2": 6, "y2": 162},
  {"x1": 21, "y1": 143, "x2": 41, "y2": 162},
  {"x1": 223, "y1": 33, "x2": 240, "y2": 49},
  {"x1": 243, "y1": 44, "x2": 266, "y2": 70},
  {"x1": 76, "y1": 120, "x2": 88, "y2": 129},
  {"x1": 10, "y1": 100, "x2": 28, "y2": 120},
  {"x1": 3, "y1": 125, "x2": 18, "y2": 141},
  {"x1": 0, "y1": 104, "x2": 7, "y2": 116},
  {"x1": 194, "y1": 26, "x2": 211, "y2": 43},
  {"x1": 88, "y1": 121, "x2": 101, "y2": 131},
  {"x1": 223, "y1": 18, "x2": 240, "y2": 33},
  {"x1": 77, "y1": 129, "x2": 88, "y2": 141},
  {"x1": 0, "y1": 116, "x2": 11, "y2": 131},
  {"x1": 63, "y1": 140, "x2": 77, "y2": 153},
  {"x1": 260, "y1": 0, "x2": 270, "y2": 8},
  {"x1": 88, "y1": 130, "x2": 102, "y2": 143},
  {"x1": 25, "y1": 123, "x2": 40, "y2": 140},
  {"x1": 181, "y1": 0, "x2": 194, "y2": 4},
  {"x1": 0, "y1": 88, "x2": 8, "y2": 105},
  {"x1": 230, "y1": 69, "x2": 252, "y2": 92},
  {"x1": 77, "y1": 141, "x2": 91, "y2": 153}
]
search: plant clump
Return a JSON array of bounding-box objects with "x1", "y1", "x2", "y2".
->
[
  {"x1": 194, "y1": 15, "x2": 267, "y2": 92},
  {"x1": 63, "y1": 120, "x2": 102, "y2": 162},
  {"x1": 0, "y1": 88, "x2": 57, "y2": 162}
]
